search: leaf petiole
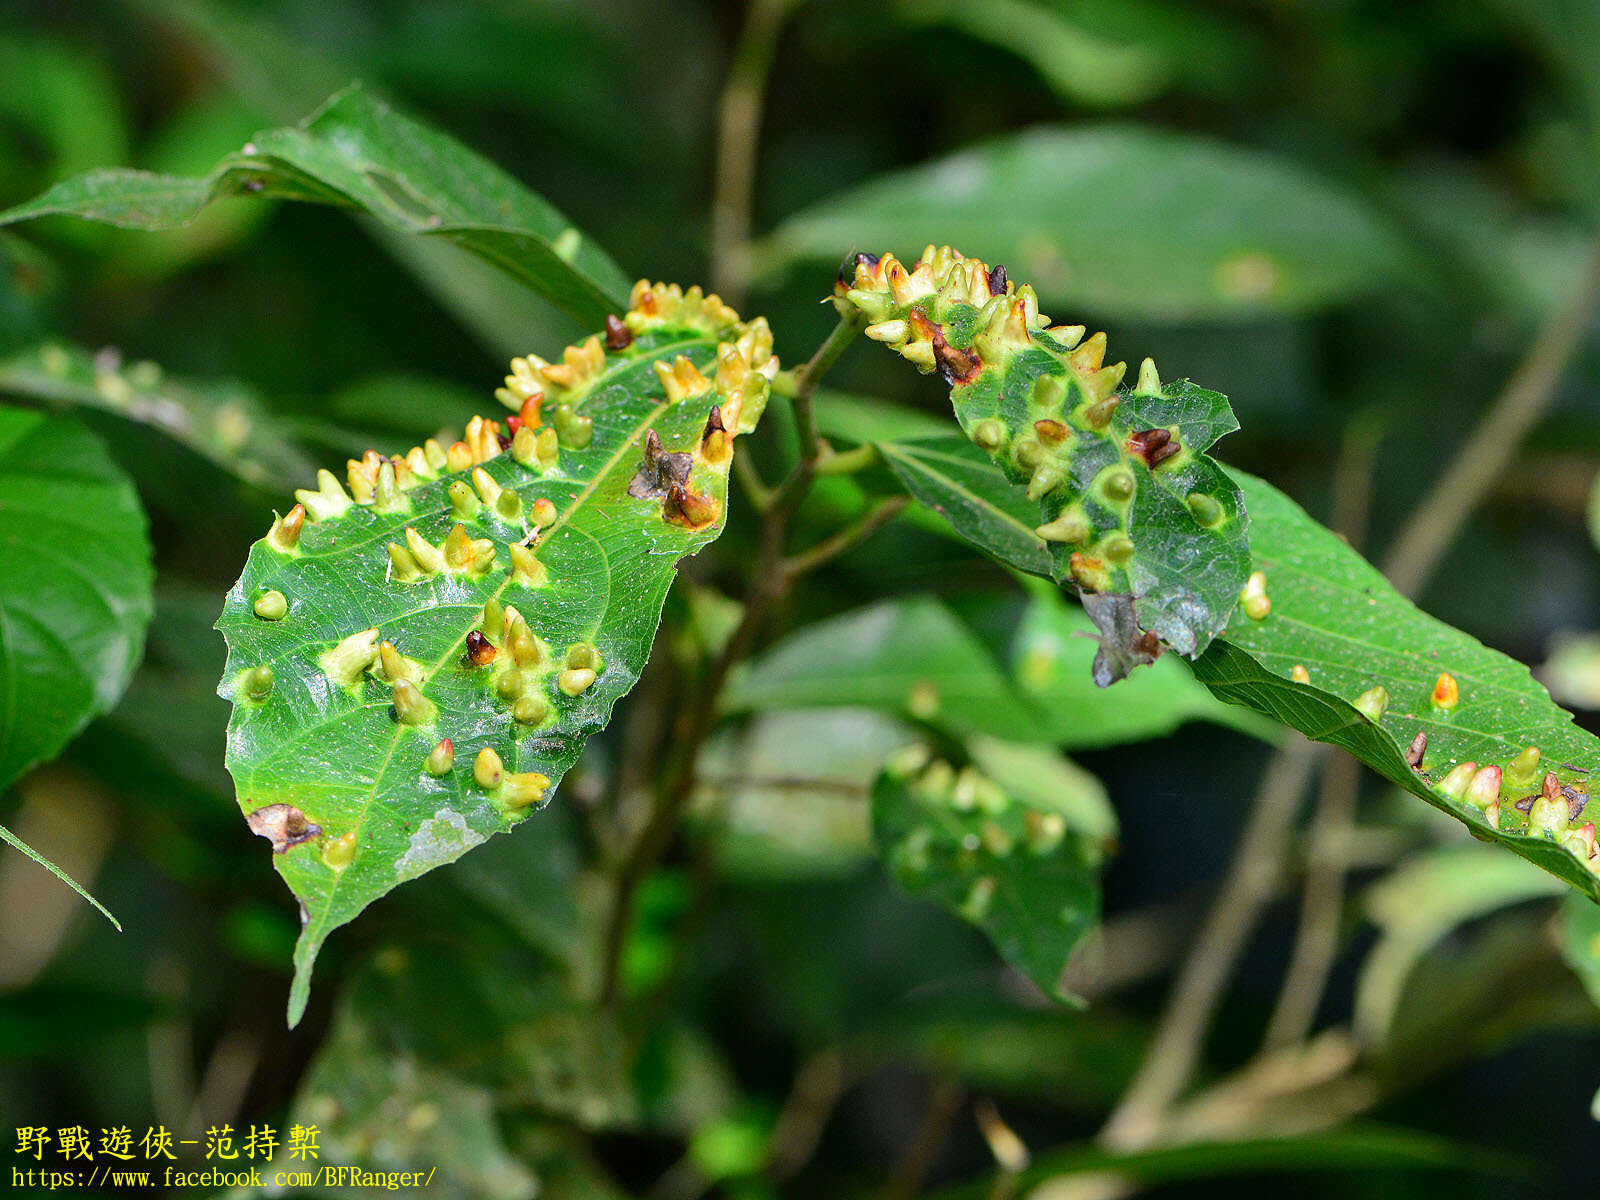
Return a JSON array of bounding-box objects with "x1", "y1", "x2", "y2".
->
[{"x1": 0, "y1": 821, "x2": 122, "y2": 931}]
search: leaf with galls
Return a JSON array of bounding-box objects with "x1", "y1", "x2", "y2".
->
[
  {"x1": 834, "y1": 246, "x2": 1250, "y2": 681},
  {"x1": 872, "y1": 744, "x2": 1105, "y2": 1004},
  {"x1": 216, "y1": 283, "x2": 776, "y2": 1024},
  {"x1": 1196, "y1": 471, "x2": 1600, "y2": 903}
]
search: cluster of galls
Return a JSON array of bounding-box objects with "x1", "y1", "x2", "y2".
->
[
  {"x1": 417, "y1": 739, "x2": 549, "y2": 814},
  {"x1": 239, "y1": 285, "x2": 780, "y2": 849},
  {"x1": 266, "y1": 401, "x2": 574, "y2": 558},
  {"x1": 497, "y1": 280, "x2": 774, "y2": 427},
  {"x1": 459, "y1": 596, "x2": 603, "y2": 728},
  {"x1": 1436, "y1": 743, "x2": 1598, "y2": 872},
  {"x1": 1322, "y1": 666, "x2": 1600, "y2": 875},
  {"x1": 836, "y1": 247, "x2": 1220, "y2": 597},
  {"x1": 883, "y1": 745, "x2": 1072, "y2": 924}
]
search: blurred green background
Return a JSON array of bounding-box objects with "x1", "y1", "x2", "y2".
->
[{"x1": 4, "y1": 0, "x2": 1600, "y2": 1196}]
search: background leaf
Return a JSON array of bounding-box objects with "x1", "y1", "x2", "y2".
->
[
  {"x1": 0, "y1": 83, "x2": 633, "y2": 328},
  {"x1": 0, "y1": 404, "x2": 153, "y2": 793},
  {"x1": 872, "y1": 745, "x2": 1103, "y2": 1003},
  {"x1": 768, "y1": 126, "x2": 1417, "y2": 320},
  {"x1": 0, "y1": 342, "x2": 313, "y2": 490},
  {"x1": 729, "y1": 591, "x2": 1267, "y2": 749},
  {"x1": 1355, "y1": 845, "x2": 1564, "y2": 1043}
]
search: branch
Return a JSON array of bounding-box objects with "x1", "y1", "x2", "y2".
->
[
  {"x1": 708, "y1": 0, "x2": 801, "y2": 306},
  {"x1": 1099, "y1": 738, "x2": 1323, "y2": 1149},
  {"x1": 1261, "y1": 751, "x2": 1362, "y2": 1050},
  {"x1": 595, "y1": 314, "x2": 861, "y2": 1005},
  {"x1": 1382, "y1": 243, "x2": 1600, "y2": 598},
  {"x1": 1263, "y1": 409, "x2": 1381, "y2": 1050},
  {"x1": 781, "y1": 495, "x2": 908, "y2": 579}
]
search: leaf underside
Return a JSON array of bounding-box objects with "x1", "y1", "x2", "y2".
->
[
  {"x1": 834, "y1": 246, "x2": 1250, "y2": 681},
  {"x1": 0, "y1": 83, "x2": 632, "y2": 329},
  {"x1": 216, "y1": 285, "x2": 776, "y2": 1024},
  {"x1": 872, "y1": 746, "x2": 1102, "y2": 1004}
]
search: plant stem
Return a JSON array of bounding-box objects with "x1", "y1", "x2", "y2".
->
[
  {"x1": 708, "y1": 0, "x2": 799, "y2": 306},
  {"x1": 1261, "y1": 412, "x2": 1380, "y2": 1050},
  {"x1": 882, "y1": 1075, "x2": 963, "y2": 1200},
  {"x1": 1099, "y1": 738, "x2": 1323, "y2": 1150},
  {"x1": 1261, "y1": 751, "x2": 1361, "y2": 1049},
  {"x1": 1382, "y1": 243, "x2": 1600, "y2": 598},
  {"x1": 781, "y1": 495, "x2": 908, "y2": 579},
  {"x1": 595, "y1": 315, "x2": 860, "y2": 1005},
  {"x1": 767, "y1": 1049, "x2": 852, "y2": 1183},
  {"x1": 791, "y1": 312, "x2": 864, "y2": 464}
]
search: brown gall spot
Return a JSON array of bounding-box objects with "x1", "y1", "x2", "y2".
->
[
  {"x1": 604, "y1": 314, "x2": 633, "y2": 351},
  {"x1": 1127, "y1": 428, "x2": 1180, "y2": 467},
  {"x1": 1566, "y1": 785, "x2": 1588, "y2": 823},
  {"x1": 1405, "y1": 730, "x2": 1427, "y2": 769},
  {"x1": 628, "y1": 428, "x2": 693, "y2": 499},
  {"x1": 245, "y1": 803, "x2": 321, "y2": 855},
  {"x1": 703, "y1": 405, "x2": 726, "y2": 441},
  {"x1": 909, "y1": 308, "x2": 982, "y2": 386},
  {"x1": 465, "y1": 630, "x2": 497, "y2": 666},
  {"x1": 1034, "y1": 419, "x2": 1069, "y2": 446},
  {"x1": 987, "y1": 264, "x2": 1008, "y2": 296},
  {"x1": 663, "y1": 483, "x2": 719, "y2": 529},
  {"x1": 1514, "y1": 794, "x2": 1535, "y2": 814}
]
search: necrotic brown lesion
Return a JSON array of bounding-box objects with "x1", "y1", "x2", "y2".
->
[{"x1": 246, "y1": 803, "x2": 321, "y2": 854}]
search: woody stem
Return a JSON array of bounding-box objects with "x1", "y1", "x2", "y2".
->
[{"x1": 596, "y1": 314, "x2": 860, "y2": 1005}]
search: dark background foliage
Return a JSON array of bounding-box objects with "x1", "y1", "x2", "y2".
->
[{"x1": 3, "y1": 0, "x2": 1600, "y2": 1196}]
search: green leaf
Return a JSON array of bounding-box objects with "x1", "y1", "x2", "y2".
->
[
  {"x1": 0, "y1": 83, "x2": 633, "y2": 328},
  {"x1": 834, "y1": 247, "x2": 1251, "y2": 673},
  {"x1": 0, "y1": 342, "x2": 314, "y2": 491},
  {"x1": 872, "y1": 744, "x2": 1103, "y2": 1003},
  {"x1": 0, "y1": 406, "x2": 149, "y2": 927},
  {"x1": 877, "y1": 436, "x2": 1052, "y2": 575},
  {"x1": 1355, "y1": 845, "x2": 1564, "y2": 1043},
  {"x1": 769, "y1": 127, "x2": 1416, "y2": 320},
  {"x1": 730, "y1": 591, "x2": 1263, "y2": 750},
  {"x1": 728, "y1": 595, "x2": 1043, "y2": 737},
  {"x1": 1561, "y1": 890, "x2": 1600, "y2": 1010},
  {"x1": 0, "y1": 405, "x2": 153, "y2": 793},
  {"x1": 930, "y1": 1124, "x2": 1516, "y2": 1199},
  {"x1": 215, "y1": 287, "x2": 777, "y2": 1025},
  {"x1": 1195, "y1": 470, "x2": 1600, "y2": 903},
  {"x1": 965, "y1": 734, "x2": 1115, "y2": 842},
  {"x1": 896, "y1": 0, "x2": 1171, "y2": 109}
]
